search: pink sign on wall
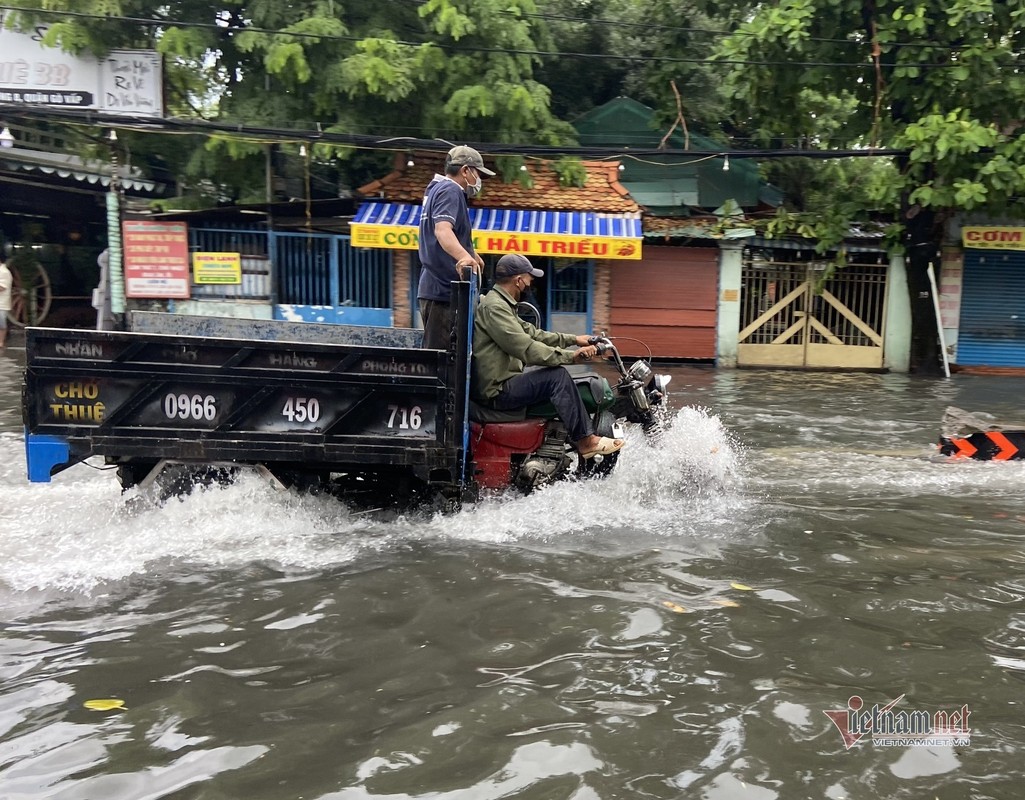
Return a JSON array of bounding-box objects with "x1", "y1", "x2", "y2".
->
[{"x1": 122, "y1": 220, "x2": 190, "y2": 299}]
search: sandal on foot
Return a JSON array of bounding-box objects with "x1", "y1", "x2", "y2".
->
[{"x1": 578, "y1": 436, "x2": 625, "y2": 460}]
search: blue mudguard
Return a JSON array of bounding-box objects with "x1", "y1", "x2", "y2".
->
[{"x1": 24, "y1": 431, "x2": 72, "y2": 483}]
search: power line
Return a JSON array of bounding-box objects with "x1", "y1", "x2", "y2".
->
[{"x1": 0, "y1": 103, "x2": 915, "y2": 160}]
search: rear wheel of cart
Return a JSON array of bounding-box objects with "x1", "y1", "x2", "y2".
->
[
  {"x1": 116, "y1": 461, "x2": 158, "y2": 491},
  {"x1": 430, "y1": 488, "x2": 462, "y2": 514}
]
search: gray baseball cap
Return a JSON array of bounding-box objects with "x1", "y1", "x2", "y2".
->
[
  {"x1": 495, "y1": 253, "x2": 544, "y2": 278},
  {"x1": 446, "y1": 145, "x2": 496, "y2": 176}
]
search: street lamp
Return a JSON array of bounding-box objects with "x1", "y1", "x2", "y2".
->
[{"x1": 0, "y1": 127, "x2": 14, "y2": 148}]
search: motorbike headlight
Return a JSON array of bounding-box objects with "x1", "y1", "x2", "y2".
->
[{"x1": 627, "y1": 360, "x2": 652, "y2": 384}]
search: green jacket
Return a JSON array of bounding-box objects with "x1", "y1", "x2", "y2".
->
[{"x1": 472, "y1": 285, "x2": 579, "y2": 401}]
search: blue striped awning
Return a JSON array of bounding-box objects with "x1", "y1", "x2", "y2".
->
[{"x1": 353, "y1": 202, "x2": 643, "y2": 239}]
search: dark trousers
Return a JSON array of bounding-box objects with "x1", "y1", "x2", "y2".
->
[
  {"x1": 419, "y1": 298, "x2": 455, "y2": 350},
  {"x1": 493, "y1": 367, "x2": 594, "y2": 442}
]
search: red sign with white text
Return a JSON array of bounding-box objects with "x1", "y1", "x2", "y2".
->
[{"x1": 122, "y1": 220, "x2": 190, "y2": 298}]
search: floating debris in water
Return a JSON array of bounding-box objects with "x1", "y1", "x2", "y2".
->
[{"x1": 84, "y1": 698, "x2": 126, "y2": 712}]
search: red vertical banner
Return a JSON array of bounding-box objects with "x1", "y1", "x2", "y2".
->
[{"x1": 122, "y1": 220, "x2": 191, "y2": 298}]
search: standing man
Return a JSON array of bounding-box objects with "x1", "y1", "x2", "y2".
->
[
  {"x1": 417, "y1": 145, "x2": 493, "y2": 349},
  {"x1": 472, "y1": 254, "x2": 625, "y2": 460},
  {"x1": 0, "y1": 256, "x2": 11, "y2": 350}
]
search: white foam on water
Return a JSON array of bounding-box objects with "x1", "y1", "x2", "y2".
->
[
  {"x1": 1, "y1": 430, "x2": 414, "y2": 593},
  {"x1": 755, "y1": 447, "x2": 1025, "y2": 496},
  {"x1": 425, "y1": 405, "x2": 748, "y2": 545},
  {"x1": 7, "y1": 398, "x2": 1024, "y2": 596},
  {"x1": 0, "y1": 407, "x2": 746, "y2": 593}
]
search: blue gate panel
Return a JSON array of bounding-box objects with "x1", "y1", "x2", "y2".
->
[
  {"x1": 273, "y1": 232, "x2": 391, "y2": 312},
  {"x1": 275, "y1": 232, "x2": 334, "y2": 306},
  {"x1": 958, "y1": 250, "x2": 1025, "y2": 367}
]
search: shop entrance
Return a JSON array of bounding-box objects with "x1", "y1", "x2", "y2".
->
[{"x1": 957, "y1": 249, "x2": 1025, "y2": 367}]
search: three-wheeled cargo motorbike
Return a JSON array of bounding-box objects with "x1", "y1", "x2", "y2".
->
[{"x1": 22, "y1": 278, "x2": 669, "y2": 509}]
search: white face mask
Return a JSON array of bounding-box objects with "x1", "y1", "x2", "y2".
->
[{"x1": 465, "y1": 168, "x2": 482, "y2": 198}]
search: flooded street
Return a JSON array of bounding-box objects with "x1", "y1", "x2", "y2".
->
[{"x1": 1, "y1": 349, "x2": 1024, "y2": 799}]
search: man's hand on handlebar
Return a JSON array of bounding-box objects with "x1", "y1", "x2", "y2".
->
[
  {"x1": 573, "y1": 345, "x2": 599, "y2": 362},
  {"x1": 574, "y1": 334, "x2": 612, "y2": 358}
]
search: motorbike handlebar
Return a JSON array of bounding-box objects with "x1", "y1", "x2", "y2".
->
[{"x1": 589, "y1": 336, "x2": 629, "y2": 376}]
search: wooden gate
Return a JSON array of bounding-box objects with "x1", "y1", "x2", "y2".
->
[{"x1": 738, "y1": 257, "x2": 888, "y2": 369}]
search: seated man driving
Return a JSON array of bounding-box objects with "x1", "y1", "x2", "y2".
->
[{"x1": 471, "y1": 253, "x2": 625, "y2": 460}]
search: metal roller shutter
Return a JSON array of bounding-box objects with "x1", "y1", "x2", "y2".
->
[
  {"x1": 958, "y1": 250, "x2": 1025, "y2": 367},
  {"x1": 609, "y1": 246, "x2": 718, "y2": 359}
]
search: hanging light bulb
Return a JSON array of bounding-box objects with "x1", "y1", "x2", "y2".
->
[
  {"x1": 618, "y1": 163, "x2": 625, "y2": 172},
  {"x1": 722, "y1": 154, "x2": 730, "y2": 171},
  {"x1": 519, "y1": 163, "x2": 527, "y2": 172},
  {"x1": 108, "y1": 129, "x2": 118, "y2": 142},
  {"x1": 299, "y1": 144, "x2": 307, "y2": 157},
  {"x1": 406, "y1": 156, "x2": 415, "y2": 167},
  {"x1": 0, "y1": 126, "x2": 13, "y2": 148}
]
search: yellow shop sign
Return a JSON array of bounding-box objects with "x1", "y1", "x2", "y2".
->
[
  {"x1": 350, "y1": 223, "x2": 642, "y2": 260},
  {"x1": 962, "y1": 226, "x2": 1025, "y2": 251},
  {"x1": 193, "y1": 251, "x2": 242, "y2": 284}
]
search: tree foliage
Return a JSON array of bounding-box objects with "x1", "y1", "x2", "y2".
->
[
  {"x1": 4, "y1": 0, "x2": 579, "y2": 203},
  {"x1": 716, "y1": 0, "x2": 1025, "y2": 370},
  {"x1": 536, "y1": 0, "x2": 736, "y2": 136},
  {"x1": 716, "y1": 0, "x2": 1025, "y2": 233},
  {"x1": 11, "y1": 0, "x2": 1023, "y2": 260}
]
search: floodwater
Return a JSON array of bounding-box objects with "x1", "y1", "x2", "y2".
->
[{"x1": 1, "y1": 346, "x2": 1024, "y2": 800}]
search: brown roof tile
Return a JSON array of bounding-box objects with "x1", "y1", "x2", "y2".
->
[
  {"x1": 642, "y1": 215, "x2": 761, "y2": 242},
  {"x1": 357, "y1": 151, "x2": 640, "y2": 213},
  {"x1": 643, "y1": 216, "x2": 716, "y2": 235}
]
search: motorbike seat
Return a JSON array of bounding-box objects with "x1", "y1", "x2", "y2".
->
[{"x1": 468, "y1": 400, "x2": 527, "y2": 424}]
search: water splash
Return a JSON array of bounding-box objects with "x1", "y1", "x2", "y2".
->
[
  {"x1": 414, "y1": 405, "x2": 749, "y2": 548},
  {"x1": 0, "y1": 407, "x2": 746, "y2": 593}
]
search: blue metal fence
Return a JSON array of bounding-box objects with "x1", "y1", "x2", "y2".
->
[
  {"x1": 343, "y1": 242, "x2": 392, "y2": 309},
  {"x1": 189, "y1": 226, "x2": 393, "y2": 325},
  {"x1": 274, "y1": 231, "x2": 335, "y2": 306}
]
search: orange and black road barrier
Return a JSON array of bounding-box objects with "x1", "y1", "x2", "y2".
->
[{"x1": 939, "y1": 431, "x2": 1025, "y2": 460}]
